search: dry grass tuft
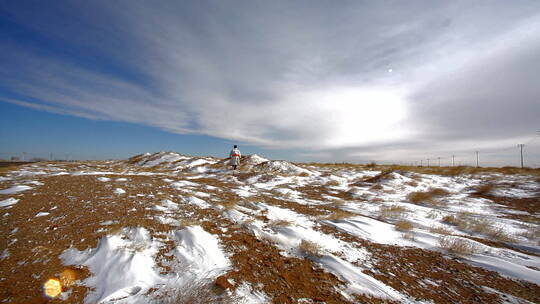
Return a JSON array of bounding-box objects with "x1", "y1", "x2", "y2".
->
[
  {"x1": 362, "y1": 170, "x2": 394, "y2": 183},
  {"x1": 155, "y1": 277, "x2": 237, "y2": 304},
  {"x1": 408, "y1": 188, "x2": 450, "y2": 204},
  {"x1": 408, "y1": 191, "x2": 434, "y2": 203},
  {"x1": 218, "y1": 200, "x2": 238, "y2": 210},
  {"x1": 473, "y1": 184, "x2": 496, "y2": 196},
  {"x1": 406, "y1": 180, "x2": 419, "y2": 187},
  {"x1": 242, "y1": 194, "x2": 267, "y2": 203},
  {"x1": 427, "y1": 210, "x2": 441, "y2": 219},
  {"x1": 298, "y1": 172, "x2": 310, "y2": 177},
  {"x1": 442, "y1": 215, "x2": 460, "y2": 226},
  {"x1": 365, "y1": 161, "x2": 377, "y2": 169},
  {"x1": 395, "y1": 220, "x2": 414, "y2": 231},
  {"x1": 330, "y1": 199, "x2": 347, "y2": 207},
  {"x1": 178, "y1": 219, "x2": 199, "y2": 228},
  {"x1": 371, "y1": 197, "x2": 384, "y2": 203},
  {"x1": 271, "y1": 219, "x2": 293, "y2": 227},
  {"x1": 325, "y1": 209, "x2": 356, "y2": 220},
  {"x1": 326, "y1": 180, "x2": 341, "y2": 187},
  {"x1": 467, "y1": 219, "x2": 493, "y2": 234},
  {"x1": 299, "y1": 240, "x2": 323, "y2": 257},
  {"x1": 379, "y1": 205, "x2": 408, "y2": 219},
  {"x1": 439, "y1": 236, "x2": 479, "y2": 255},
  {"x1": 429, "y1": 225, "x2": 452, "y2": 235},
  {"x1": 519, "y1": 227, "x2": 540, "y2": 239},
  {"x1": 443, "y1": 213, "x2": 515, "y2": 242},
  {"x1": 430, "y1": 188, "x2": 450, "y2": 196},
  {"x1": 370, "y1": 183, "x2": 384, "y2": 190}
]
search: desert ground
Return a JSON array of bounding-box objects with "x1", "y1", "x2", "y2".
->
[{"x1": 1, "y1": 152, "x2": 539, "y2": 304}]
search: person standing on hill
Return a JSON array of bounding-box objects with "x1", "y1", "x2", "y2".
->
[{"x1": 229, "y1": 145, "x2": 241, "y2": 170}]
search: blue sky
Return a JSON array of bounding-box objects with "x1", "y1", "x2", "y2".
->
[
  {"x1": 0, "y1": 102, "x2": 295, "y2": 161},
  {"x1": 1, "y1": 1, "x2": 539, "y2": 166}
]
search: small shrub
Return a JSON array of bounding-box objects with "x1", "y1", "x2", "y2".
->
[
  {"x1": 379, "y1": 205, "x2": 407, "y2": 219},
  {"x1": 330, "y1": 199, "x2": 347, "y2": 207},
  {"x1": 468, "y1": 219, "x2": 492, "y2": 234},
  {"x1": 370, "y1": 183, "x2": 383, "y2": 190},
  {"x1": 427, "y1": 210, "x2": 440, "y2": 219},
  {"x1": 408, "y1": 188, "x2": 449, "y2": 204},
  {"x1": 363, "y1": 170, "x2": 393, "y2": 183},
  {"x1": 519, "y1": 227, "x2": 540, "y2": 240},
  {"x1": 299, "y1": 240, "x2": 323, "y2": 257},
  {"x1": 429, "y1": 225, "x2": 452, "y2": 235},
  {"x1": 395, "y1": 220, "x2": 414, "y2": 231},
  {"x1": 442, "y1": 215, "x2": 460, "y2": 226},
  {"x1": 485, "y1": 226, "x2": 515, "y2": 242},
  {"x1": 408, "y1": 191, "x2": 433, "y2": 203},
  {"x1": 326, "y1": 180, "x2": 341, "y2": 187},
  {"x1": 298, "y1": 172, "x2": 310, "y2": 177},
  {"x1": 366, "y1": 161, "x2": 377, "y2": 169},
  {"x1": 430, "y1": 188, "x2": 450, "y2": 196},
  {"x1": 371, "y1": 197, "x2": 384, "y2": 203},
  {"x1": 439, "y1": 236, "x2": 479, "y2": 256},
  {"x1": 473, "y1": 184, "x2": 496, "y2": 196}
]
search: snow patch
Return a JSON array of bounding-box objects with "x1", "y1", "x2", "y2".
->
[
  {"x1": 0, "y1": 185, "x2": 32, "y2": 194},
  {"x1": 184, "y1": 196, "x2": 211, "y2": 209},
  {"x1": 61, "y1": 226, "x2": 232, "y2": 304},
  {"x1": 0, "y1": 198, "x2": 19, "y2": 208},
  {"x1": 114, "y1": 188, "x2": 126, "y2": 194}
]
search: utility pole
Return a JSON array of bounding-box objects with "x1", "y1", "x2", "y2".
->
[
  {"x1": 50, "y1": 153, "x2": 53, "y2": 161},
  {"x1": 518, "y1": 144, "x2": 525, "y2": 168},
  {"x1": 22, "y1": 152, "x2": 26, "y2": 161},
  {"x1": 452, "y1": 155, "x2": 455, "y2": 167},
  {"x1": 438, "y1": 157, "x2": 441, "y2": 167},
  {"x1": 420, "y1": 160, "x2": 423, "y2": 167},
  {"x1": 476, "y1": 151, "x2": 479, "y2": 168},
  {"x1": 427, "y1": 159, "x2": 430, "y2": 167}
]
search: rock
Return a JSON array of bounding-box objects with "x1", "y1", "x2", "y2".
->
[{"x1": 215, "y1": 275, "x2": 233, "y2": 289}]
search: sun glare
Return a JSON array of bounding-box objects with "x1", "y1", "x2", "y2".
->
[
  {"x1": 42, "y1": 268, "x2": 77, "y2": 299},
  {"x1": 43, "y1": 278, "x2": 62, "y2": 298},
  {"x1": 301, "y1": 87, "x2": 408, "y2": 147}
]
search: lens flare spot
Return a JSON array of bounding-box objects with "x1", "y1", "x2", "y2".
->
[{"x1": 43, "y1": 278, "x2": 62, "y2": 298}]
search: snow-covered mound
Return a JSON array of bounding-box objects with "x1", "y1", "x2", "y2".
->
[
  {"x1": 61, "y1": 226, "x2": 232, "y2": 304},
  {"x1": 253, "y1": 160, "x2": 312, "y2": 176},
  {"x1": 129, "y1": 152, "x2": 310, "y2": 175},
  {"x1": 130, "y1": 152, "x2": 190, "y2": 167},
  {"x1": 128, "y1": 152, "x2": 219, "y2": 171},
  {"x1": 239, "y1": 154, "x2": 269, "y2": 171}
]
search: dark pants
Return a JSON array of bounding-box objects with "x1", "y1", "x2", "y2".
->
[{"x1": 232, "y1": 165, "x2": 238, "y2": 170}]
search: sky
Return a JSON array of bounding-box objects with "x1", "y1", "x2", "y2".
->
[{"x1": 1, "y1": 1, "x2": 539, "y2": 166}]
